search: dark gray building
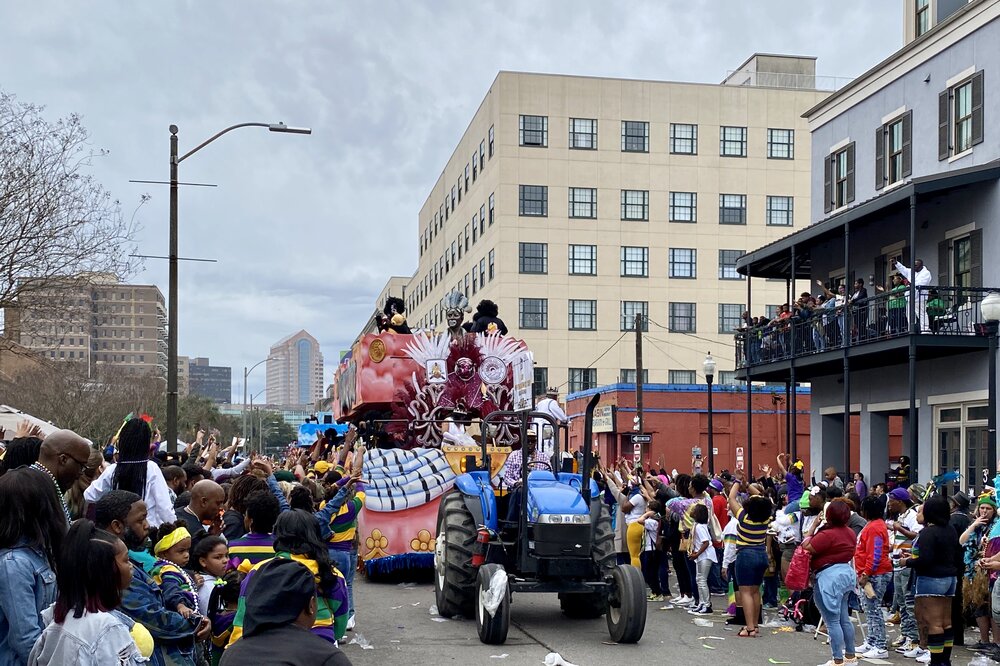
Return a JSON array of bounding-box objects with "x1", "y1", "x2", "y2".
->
[{"x1": 189, "y1": 357, "x2": 232, "y2": 403}]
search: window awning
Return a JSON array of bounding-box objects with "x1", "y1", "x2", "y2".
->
[{"x1": 737, "y1": 159, "x2": 1000, "y2": 279}]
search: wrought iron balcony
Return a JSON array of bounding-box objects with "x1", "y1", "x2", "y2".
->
[{"x1": 736, "y1": 286, "x2": 998, "y2": 371}]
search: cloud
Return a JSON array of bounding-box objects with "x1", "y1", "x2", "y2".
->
[{"x1": 0, "y1": 0, "x2": 901, "y2": 400}]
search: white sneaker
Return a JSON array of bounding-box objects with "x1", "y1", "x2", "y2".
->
[
  {"x1": 681, "y1": 596, "x2": 695, "y2": 606},
  {"x1": 903, "y1": 645, "x2": 926, "y2": 658},
  {"x1": 915, "y1": 650, "x2": 931, "y2": 663},
  {"x1": 346, "y1": 615, "x2": 355, "y2": 631},
  {"x1": 669, "y1": 594, "x2": 684, "y2": 604},
  {"x1": 861, "y1": 647, "x2": 889, "y2": 659},
  {"x1": 895, "y1": 639, "x2": 915, "y2": 654},
  {"x1": 854, "y1": 642, "x2": 871, "y2": 654}
]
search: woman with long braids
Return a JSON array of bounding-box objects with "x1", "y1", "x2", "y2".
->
[
  {"x1": 227, "y1": 509, "x2": 349, "y2": 646},
  {"x1": 85, "y1": 418, "x2": 177, "y2": 527}
]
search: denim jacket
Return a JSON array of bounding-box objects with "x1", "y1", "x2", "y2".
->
[
  {"x1": 0, "y1": 545, "x2": 57, "y2": 666},
  {"x1": 27, "y1": 606, "x2": 147, "y2": 665},
  {"x1": 119, "y1": 556, "x2": 198, "y2": 666}
]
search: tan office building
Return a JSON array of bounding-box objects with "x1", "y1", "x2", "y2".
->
[
  {"x1": 385, "y1": 56, "x2": 831, "y2": 395},
  {"x1": 266, "y1": 330, "x2": 325, "y2": 407},
  {"x1": 5, "y1": 273, "x2": 168, "y2": 379}
]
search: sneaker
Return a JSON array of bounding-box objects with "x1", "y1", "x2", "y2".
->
[
  {"x1": 685, "y1": 599, "x2": 699, "y2": 609},
  {"x1": 861, "y1": 647, "x2": 889, "y2": 659},
  {"x1": 686, "y1": 603, "x2": 704, "y2": 615},
  {"x1": 653, "y1": 594, "x2": 665, "y2": 602},
  {"x1": 695, "y1": 605, "x2": 714, "y2": 615},
  {"x1": 915, "y1": 651, "x2": 931, "y2": 664},
  {"x1": 346, "y1": 614, "x2": 355, "y2": 631},
  {"x1": 886, "y1": 611, "x2": 901, "y2": 624},
  {"x1": 658, "y1": 604, "x2": 675, "y2": 610},
  {"x1": 669, "y1": 594, "x2": 685, "y2": 604},
  {"x1": 647, "y1": 592, "x2": 658, "y2": 601},
  {"x1": 971, "y1": 641, "x2": 994, "y2": 651},
  {"x1": 854, "y1": 642, "x2": 871, "y2": 654},
  {"x1": 903, "y1": 645, "x2": 926, "y2": 659},
  {"x1": 892, "y1": 636, "x2": 911, "y2": 650},
  {"x1": 679, "y1": 595, "x2": 694, "y2": 605}
]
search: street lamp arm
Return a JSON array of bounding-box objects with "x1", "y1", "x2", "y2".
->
[{"x1": 176, "y1": 123, "x2": 272, "y2": 164}]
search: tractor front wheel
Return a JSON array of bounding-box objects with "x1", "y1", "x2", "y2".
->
[
  {"x1": 606, "y1": 564, "x2": 646, "y2": 643},
  {"x1": 475, "y1": 563, "x2": 510, "y2": 644}
]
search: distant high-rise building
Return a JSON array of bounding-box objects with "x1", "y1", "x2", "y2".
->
[
  {"x1": 188, "y1": 357, "x2": 232, "y2": 403},
  {"x1": 4, "y1": 273, "x2": 167, "y2": 379},
  {"x1": 177, "y1": 355, "x2": 190, "y2": 398},
  {"x1": 266, "y1": 330, "x2": 324, "y2": 407}
]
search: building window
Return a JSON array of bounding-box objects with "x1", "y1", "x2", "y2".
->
[
  {"x1": 457, "y1": 176, "x2": 463, "y2": 203},
  {"x1": 620, "y1": 246, "x2": 649, "y2": 277},
  {"x1": 765, "y1": 304, "x2": 781, "y2": 318},
  {"x1": 719, "y1": 194, "x2": 747, "y2": 225},
  {"x1": 519, "y1": 298, "x2": 548, "y2": 329},
  {"x1": 519, "y1": 114, "x2": 548, "y2": 147},
  {"x1": 719, "y1": 370, "x2": 737, "y2": 385},
  {"x1": 479, "y1": 258, "x2": 486, "y2": 286},
  {"x1": 488, "y1": 249, "x2": 495, "y2": 280},
  {"x1": 621, "y1": 301, "x2": 649, "y2": 331},
  {"x1": 954, "y1": 235, "x2": 972, "y2": 288},
  {"x1": 489, "y1": 124, "x2": 495, "y2": 157},
  {"x1": 669, "y1": 192, "x2": 697, "y2": 222},
  {"x1": 488, "y1": 193, "x2": 495, "y2": 225},
  {"x1": 669, "y1": 369, "x2": 696, "y2": 384},
  {"x1": 464, "y1": 224, "x2": 470, "y2": 251},
  {"x1": 620, "y1": 369, "x2": 649, "y2": 384},
  {"x1": 464, "y1": 164, "x2": 470, "y2": 192},
  {"x1": 533, "y1": 367, "x2": 548, "y2": 399},
  {"x1": 568, "y1": 245, "x2": 597, "y2": 275},
  {"x1": 719, "y1": 303, "x2": 744, "y2": 333},
  {"x1": 472, "y1": 152, "x2": 478, "y2": 182},
  {"x1": 569, "y1": 118, "x2": 597, "y2": 149},
  {"x1": 916, "y1": 0, "x2": 931, "y2": 36},
  {"x1": 569, "y1": 299, "x2": 597, "y2": 330},
  {"x1": 451, "y1": 185, "x2": 456, "y2": 211},
  {"x1": 569, "y1": 187, "x2": 597, "y2": 219},
  {"x1": 519, "y1": 185, "x2": 548, "y2": 217},
  {"x1": 670, "y1": 123, "x2": 697, "y2": 154},
  {"x1": 766, "y1": 196, "x2": 794, "y2": 226},
  {"x1": 877, "y1": 111, "x2": 912, "y2": 189},
  {"x1": 472, "y1": 218, "x2": 478, "y2": 243},
  {"x1": 720, "y1": 126, "x2": 747, "y2": 157},
  {"x1": 825, "y1": 143, "x2": 856, "y2": 212},
  {"x1": 621, "y1": 121, "x2": 649, "y2": 152},
  {"x1": 719, "y1": 249, "x2": 745, "y2": 280},
  {"x1": 568, "y1": 368, "x2": 597, "y2": 393},
  {"x1": 669, "y1": 248, "x2": 697, "y2": 278},
  {"x1": 767, "y1": 128, "x2": 794, "y2": 159},
  {"x1": 669, "y1": 302, "x2": 696, "y2": 332},
  {"x1": 479, "y1": 140, "x2": 486, "y2": 171},
  {"x1": 620, "y1": 190, "x2": 649, "y2": 221}
]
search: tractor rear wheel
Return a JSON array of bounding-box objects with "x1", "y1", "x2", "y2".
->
[
  {"x1": 606, "y1": 564, "x2": 647, "y2": 643},
  {"x1": 434, "y1": 491, "x2": 477, "y2": 618}
]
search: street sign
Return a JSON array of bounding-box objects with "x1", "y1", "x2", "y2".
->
[
  {"x1": 592, "y1": 404, "x2": 615, "y2": 433},
  {"x1": 511, "y1": 353, "x2": 534, "y2": 411},
  {"x1": 736, "y1": 447, "x2": 744, "y2": 457},
  {"x1": 631, "y1": 434, "x2": 651, "y2": 444}
]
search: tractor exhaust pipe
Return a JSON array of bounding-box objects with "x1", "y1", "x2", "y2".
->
[{"x1": 581, "y1": 393, "x2": 600, "y2": 504}]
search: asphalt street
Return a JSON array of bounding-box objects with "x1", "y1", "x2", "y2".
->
[{"x1": 337, "y1": 578, "x2": 986, "y2": 666}]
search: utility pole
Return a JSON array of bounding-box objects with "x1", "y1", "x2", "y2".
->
[
  {"x1": 166, "y1": 126, "x2": 179, "y2": 453},
  {"x1": 635, "y1": 312, "x2": 644, "y2": 460}
]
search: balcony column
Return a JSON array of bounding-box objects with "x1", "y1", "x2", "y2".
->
[
  {"x1": 843, "y1": 222, "x2": 852, "y2": 474},
  {"x1": 790, "y1": 244, "x2": 798, "y2": 461},
  {"x1": 746, "y1": 264, "x2": 753, "y2": 473},
  {"x1": 907, "y1": 192, "x2": 919, "y2": 476},
  {"x1": 859, "y1": 408, "x2": 890, "y2": 487}
]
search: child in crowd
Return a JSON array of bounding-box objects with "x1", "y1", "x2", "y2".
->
[
  {"x1": 688, "y1": 503, "x2": 716, "y2": 615},
  {"x1": 149, "y1": 521, "x2": 200, "y2": 619},
  {"x1": 637, "y1": 500, "x2": 664, "y2": 601},
  {"x1": 191, "y1": 536, "x2": 237, "y2": 665}
]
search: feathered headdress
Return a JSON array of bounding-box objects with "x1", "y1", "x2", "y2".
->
[{"x1": 444, "y1": 290, "x2": 471, "y2": 312}]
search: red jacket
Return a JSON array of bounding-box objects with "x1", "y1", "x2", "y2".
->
[
  {"x1": 712, "y1": 494, "x2": 729, "y2": 529},
  {"x1": 855, "y1": 518, "x2": 892, "y2": 576}
]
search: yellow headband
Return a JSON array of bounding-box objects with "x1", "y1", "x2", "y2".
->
[{"x1": 154, "y1": 527, "x2": 191, "y2": 555}]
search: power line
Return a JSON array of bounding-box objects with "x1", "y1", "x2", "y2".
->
[
  {"x1": 552, "y1": 330, "x2": 629, "y2": 389},
  {"x1": 644, "y1": 334, "x2": 736, "y2": 365}
]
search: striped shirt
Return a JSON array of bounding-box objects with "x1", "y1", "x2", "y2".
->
[
  {"x1": 327, "y1": 491, "x2": 365, "y2": 551},
  {"x1": 735, "y1": 508, "x2": 769, "y2": 547},
  {"x1": 227, "y1": 533, "x2": 276, "y2": 573}
]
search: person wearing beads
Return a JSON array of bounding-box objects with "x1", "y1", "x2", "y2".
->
[
  {"x1": 149, "y1": 522, "x2": 199, "y2": 619},
  {"x1": 33, "y1": 429, "x2": 93, "y2": 526},
  {"x1": 726, "y1": 465, "x2": 773, "y2": 639},
  {"x1": 0, "y1": 468, "x2": 66, "y2": 665},
  {"x1": 85, "y1": 418, "x2": 177, "y2": 528}
]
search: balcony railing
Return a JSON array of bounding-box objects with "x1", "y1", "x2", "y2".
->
[{"x1": 736, "y1": 286, "x2": 997, "y2": 369}]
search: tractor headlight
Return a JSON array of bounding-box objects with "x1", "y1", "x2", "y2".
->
[{"x1": 536, "y1": 513, "x2": 591, "y2": 525}]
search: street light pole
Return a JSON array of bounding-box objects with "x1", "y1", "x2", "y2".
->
[
  {"x1": 165, "y1": 123, "x2": 311, "y2": 453},
  {"x1": 703, "y1": 352, "x2": 716, "y2": 475},
  {"x1": 243, "y1": 357, "x2": 275, "y2": 446},
  {"x1": 981, "y1": 292, "x2": 1000, "y2": 487}
]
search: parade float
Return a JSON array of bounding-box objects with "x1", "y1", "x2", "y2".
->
[{"x1": 332, "y1": 293, "x2": 534, "y2": 578}]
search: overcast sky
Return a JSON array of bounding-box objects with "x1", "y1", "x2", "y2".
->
[{"x1": 1, "y1": 0, "x2": 901, "y2": 403}]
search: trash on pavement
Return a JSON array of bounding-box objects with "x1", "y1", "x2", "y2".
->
[
  {"x1": 767, "y1": 660, "x2": 791, "y2": 665},
  {"x1": 543, "y1": 653, "x2": 579, "y2": 666},
  {"x1": 348, "y1": 633, "x2": 374, "y2": 650},
  {"x1": 692, "y1": 617, "x2": 714, "y2": 627},
  {"x1": 429, "y1": 604, "x2": 439, "y2": 616},
  {"x1": 490, "y1": 655, "x2": 509, "y2": 660},
  {"x1": 702, "y1": 644, "x2": 716, "y2": 649}
]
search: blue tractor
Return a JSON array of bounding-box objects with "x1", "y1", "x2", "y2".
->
[{"x1": 433, "y1": 394, "x2": 647, "y2": 644}]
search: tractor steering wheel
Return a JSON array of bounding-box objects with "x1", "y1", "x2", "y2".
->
[{"x1": 528, "y1": 459, "x2": 553, "y2": 473}]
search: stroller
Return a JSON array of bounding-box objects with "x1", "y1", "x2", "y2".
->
[{"x1": 780, "y1": 587, "x2": 821, "y2": 632}]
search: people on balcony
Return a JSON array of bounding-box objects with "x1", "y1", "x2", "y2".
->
[
  {"x1": 849, "y1": 279, "x2": 870, "y2": 341},
  {"x1": 895, "y1": 258, "x2": 932, "y2": 331},
  {"x1": 876, "y1": 275, "x2": 909, "y2": 335}
]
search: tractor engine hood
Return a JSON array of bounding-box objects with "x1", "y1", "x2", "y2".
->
[{"x1": 525, "y1": 472, "x2": 591, "y2": 521}]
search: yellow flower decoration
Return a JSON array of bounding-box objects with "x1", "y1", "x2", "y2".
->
[
  {"x1": 410, "y1": 529, "x2": 433, "y2": 552},
  {"x1": 363, "y1": 529, "x2": 389, "y2": 560}
]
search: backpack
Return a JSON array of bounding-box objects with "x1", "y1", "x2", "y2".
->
[{"x1": 785, "y1": 537, "x2": 813, "y2": 591}]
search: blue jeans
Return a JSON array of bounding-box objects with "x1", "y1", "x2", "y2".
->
[
  {"x1": 814, "y1": 563, "x2": 858, "y2": 661},
  {"x1": 734, "y1": 545, "x2": 768, "y2": 587},
  {"x1": 893, "y1": 567, "x2": 918, "y2": 641},
  {"x1": 686, "y1": 557, "x2": 699, "y2": 604},
  {"x1": 709, "y1": 548, "x2": 726, "y2": 594},
  {"x1": 329, "y1": 549, "x2": 357, "y2": 617},
  {"x1": 763, "y1": 571, "x2": 778, "y2": 606},
  {"x1": 862, "y1": 573, "x2": 892, "y2": 650}
]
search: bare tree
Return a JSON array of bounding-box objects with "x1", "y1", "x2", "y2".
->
[{"x1": 0, "y1": 89, "x2": 141, "y2": 350}]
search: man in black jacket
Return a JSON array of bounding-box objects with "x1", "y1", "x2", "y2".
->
[{"x1": 850, "y1": 278, "x2": 870, "y2": 340}]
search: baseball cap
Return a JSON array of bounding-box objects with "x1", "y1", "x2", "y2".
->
[
  {"x1": 313, "y1": 460, "x2": 332, "y2": 475},
  {"x1": 888, "y1": 487, "x2": 911, "y2": 502},
  {"x1": 708, "y1": 479, "x2": 724, "y2": 492}
]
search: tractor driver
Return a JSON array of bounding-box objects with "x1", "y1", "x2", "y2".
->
[{"x1": 502, "y1": 432, "x2": 551, "y2": 526}]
